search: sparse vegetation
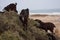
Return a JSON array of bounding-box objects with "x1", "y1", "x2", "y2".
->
[{"x1": 0, "y1": 11, "x2": 58, "y2": 40}]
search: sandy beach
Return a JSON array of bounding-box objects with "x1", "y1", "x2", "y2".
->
[{"x1": 29, "y1": 13, "x2": 60, "y2": 37}]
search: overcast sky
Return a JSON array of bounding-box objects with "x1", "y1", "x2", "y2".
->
[{"x1": 0, "y1": 0, "x2": 60, "y2": 11}]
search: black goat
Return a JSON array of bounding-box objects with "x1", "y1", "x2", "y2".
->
[
  {"x1": 19, "y1": 8, "x2": 29, "y2": 30},
  {"x1": 34, "y1": 19, "x2": 56, "y2": 33},
  {"x1": 3, "y1": 3, "x2": 17, "y2": 12}
]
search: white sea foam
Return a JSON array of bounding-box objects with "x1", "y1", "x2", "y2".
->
[{"x1": 30, "y1": 12, "x2": 60, "y2": 15}]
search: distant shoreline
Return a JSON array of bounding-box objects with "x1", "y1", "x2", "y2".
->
[{"x1": 30, "y1": 12, "x2": 60, "y2": 15}]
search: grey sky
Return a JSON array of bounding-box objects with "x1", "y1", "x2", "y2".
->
[{"x1": 0, "y1": 0, "x2": 60, "y2": 11}]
